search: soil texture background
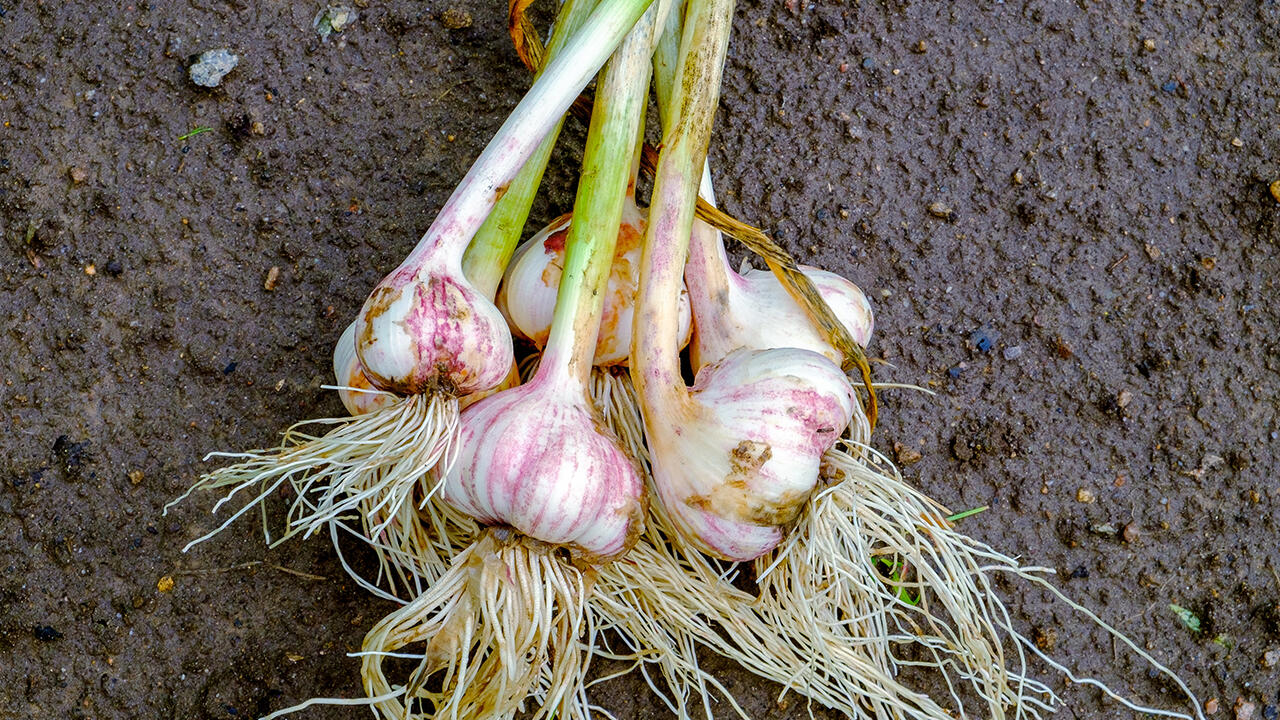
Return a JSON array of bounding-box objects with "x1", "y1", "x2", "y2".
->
[{"x1": 1, "y1": 0, "x2": 1277, "y2": 718}]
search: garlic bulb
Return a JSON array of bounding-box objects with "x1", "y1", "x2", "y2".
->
[
  {"x1": 646, "y1": 348, "x2": 855, "y2": 561},
  {"x1": 499, "y1": 202, "x2": 692, "y2": 366},
  {"x1": 686, "y1": 221, "x2": 874, "y2": 371},
  {"x1": 441, "y1": 373, "x2": 645, "y2": 560},
  {"x1": 333, "y1": 322, "x2": 398, "y2": 416},
  {"x1": 355, "y1": 256, "x2": 514, "y2": 397}
]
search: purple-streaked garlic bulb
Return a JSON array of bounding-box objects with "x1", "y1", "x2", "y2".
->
[
  {"x1": 441, "y1": 372, "x2": 645, "y2": 560},
  {"x1": 645, "y1": 348, "x2": 855, "y2": 561},
  {"x1": 355, "y1": 255, "x2": 513, "y2": 397}
]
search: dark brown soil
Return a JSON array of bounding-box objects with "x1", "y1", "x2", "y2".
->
[{"x1": 2, "y1": 0, "x2": 1277, "y2": 718}]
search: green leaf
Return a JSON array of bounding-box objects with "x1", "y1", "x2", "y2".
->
[
  {"x1": 1169, "y1": 603, "x2": 1201, "y2": 633},
  {"x1": 945, "y1": 505, "x2": 989, "y2": 523},
  {"x1": 178, "y1": 126, "x2": 213, "y2": 141}
]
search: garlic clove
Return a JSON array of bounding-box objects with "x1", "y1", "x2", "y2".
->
[
  {"x1": 333, "y1": 321, "x2": 398, "y2": 416},
  {"x1": 499, "y1": 203, "x2": 692, "y2": 366},
  {"x1": 356, "y1": 258, "x2": 514, "y2": 397},
  {"x1": 441, "y1": 379, "x2": 645, "y2": 560},
  {"x1": 648, "y1": 348, "x2": 855, "y2": 561},
  {"x1": 691, "y1": 265, "x2": 874, "y2": 371}
]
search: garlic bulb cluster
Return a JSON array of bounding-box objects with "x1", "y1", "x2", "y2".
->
[
  {"x1": 356, "y1": 256, "x2": 514, "y2": 397},
  {"x1": 646, "y1": 348, "x2": 855, "y2": 561},
  {"x1": 499, "y1": 202, "x2": 692, "y2": 366},
  {"x1": 441, "y1": 373, "x2": 645, "y2": 560}
]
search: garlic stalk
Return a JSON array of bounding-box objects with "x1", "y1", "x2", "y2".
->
[
  {"x1": 632, "y1": 0, "x2": 854, "y2": 562},
  {"x1": 649, "y1": 4, "x2": 874, "y2": 373},
  {"x1": 460, "y1": 0, "x2": 597, "y2": 299},
  {"x1": 169, "y1": 0, "x2": 658, "y2": 556},
  {"x1": 359, "y1": 12, "x2": 659, "y2": 719}
]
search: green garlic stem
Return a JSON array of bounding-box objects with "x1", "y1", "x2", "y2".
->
[
  {"x1": 632, "y1": 0, "x2": 734, "y2": 397},
  {"x1": 461, "y1": 0, "x2": 598, "y2": 299},
  {"x1": 399, "y1": 0, "x2": 656, "y2": 272},
  {"x1": 541, "y1": 8, "x2": 659, "y2": 389}
]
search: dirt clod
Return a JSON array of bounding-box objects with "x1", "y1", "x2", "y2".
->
[
  {"x1": 441, "y1": 8, "x2": 473, "y2": 29},
  {"x1": 927, "y1": 201, "x2": 955, "y2": 220}
]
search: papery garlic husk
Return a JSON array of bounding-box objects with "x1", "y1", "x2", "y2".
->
[
  {"x1": 689, "y1": 262, "x2": 875, "y2": 372},
  {"x1": 357, "y1": 255, "x2": 514, "y2": 396},
  {"x1": 499, "y1": 203, "x2": 692, "y2": 366},
  {"x1": 648, "y1": 347, "x2": 855, "y2": 561}
]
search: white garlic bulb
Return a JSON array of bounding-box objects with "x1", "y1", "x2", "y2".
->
[
  {"x1": 499, "y1": 202, "x2": 692, "y2": 366},
  {"x1": 646, "y1": 348, "x2": 855, "y2": 561}
]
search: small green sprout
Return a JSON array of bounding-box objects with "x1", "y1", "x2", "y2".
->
[
  {"x1": 178, "y1": 126, "x2": 213, "y2": 141},
  {"x1": 1169, "y1": 604, "x2": 1201, "y2": 633}
]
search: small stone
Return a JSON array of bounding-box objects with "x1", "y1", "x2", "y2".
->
[
  {"x1": 1002, "y1": 345, "x2": 1023, "y2": 360},
  {"x1": 1076, "y1": 488, "x2": 1096, "y2": 503},
  {"x1": 104, "y1": 260, "x2": 124, "y2": 276},
  {"x1": 1012, "y1": 170, "x2": 1024, "y2": 184},
  {"x1": 1269, "y1": 180, "x2": 1280, "y2": 205},
  {"x1": 1116, "y1": 389, "x2": 1133, "y2": 408},
  {"x1": 861, "y1": 57, "x2": 875, "y2": 70},
  {"x1": 1235, "y1": 698, "x2": 1256, "y2": 720},
  {"x1": 441, "y1": 7, "x2": 472, "y2": 29},
  {"x1": 189, "y1": 49, "x2": 239, "y2": 88},
  {"x1": 264, "y1": 266, "x2": 281, "y2": 291},
  {"x1": 128, "y1": 470, "x2": 144, "y2": 485},
  {"x1": 68, "y1": 166, "x2": 88, "y2": 184},
  {"x1": 1032, "y1": 627, "x2": 1057, "y2": 651},
  {"x1": 1262, "y1": 648, "x2": 1280, "y2": 668},
  {"x1": 250, "y1": 120, "x2": 265, "y2": 136},
  {"x1": 314, "y1": 6, "x2": 356, "y2": 39},
  {"x1": 1231, "y1": 137, "x2": 1244, "y2": 148},
  {"x1": 1262, "y1": 705, "x2": 1277, "y2": 720},
  {"x1": 970, "y1": 327, "x2": 998, "y2": 353},
  {"x1": 1122, "y1": 521, "x2": 1140, "y2": 543},
  {"x1": 84, "y1": 264, "x2": 96, "y2": 276},
  {"x1": 157, "y1": 575, "x2": 175, "y2": 593},
  {"x1": 1143, "y1": 38, "x2": 1156, "y2": 51},
  {"x1": 1205, "y1": 698, "x2": 1219, "y2": 715},
  {"x1": 1144, "y1": 243, "x2": 1162, "y2": 259},
  {"x1": 33, "y1": 625, "x2": 62, "y2": 642},
  {"x1": 913, "y1": 39, "x2": 927, "y2": 53},
  {"x1": 893, "y1": 442, "x2": 922, "y2": 466},
  {"x1": 927, "y1": 201, "x2": 955, "y2": 220}
]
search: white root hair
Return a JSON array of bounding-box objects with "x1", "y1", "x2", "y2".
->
[
  {"x1": 166, "y1": 392, "x2": 458, "y2": 561},
  {"x1": 361, "y1": 530, "x2": 598, "y2": 720}
]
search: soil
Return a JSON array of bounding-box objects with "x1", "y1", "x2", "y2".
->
[{"x1": 1, "y1": 0, "x2": 1277, "y2": 719}]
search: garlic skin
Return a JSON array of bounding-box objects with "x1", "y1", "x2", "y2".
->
[
  {"x1": 333, "y1": 322, "x2": 399, "y2": 416},
  {"x1": 499, "y1": 204, "x2": 692, "y2": 366},
  {"x1": 689, "y1": 263, "x2": 874, "y2": 371},
  {"x1": 441, "y1": 377, "x2": 645, "y2": 560},
  {"x1": 648, "y1": 348, "x2": 855, "y2": 561},
  {"x1": 355, "y1": 256, "x2": 513, "y2": 397}
]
